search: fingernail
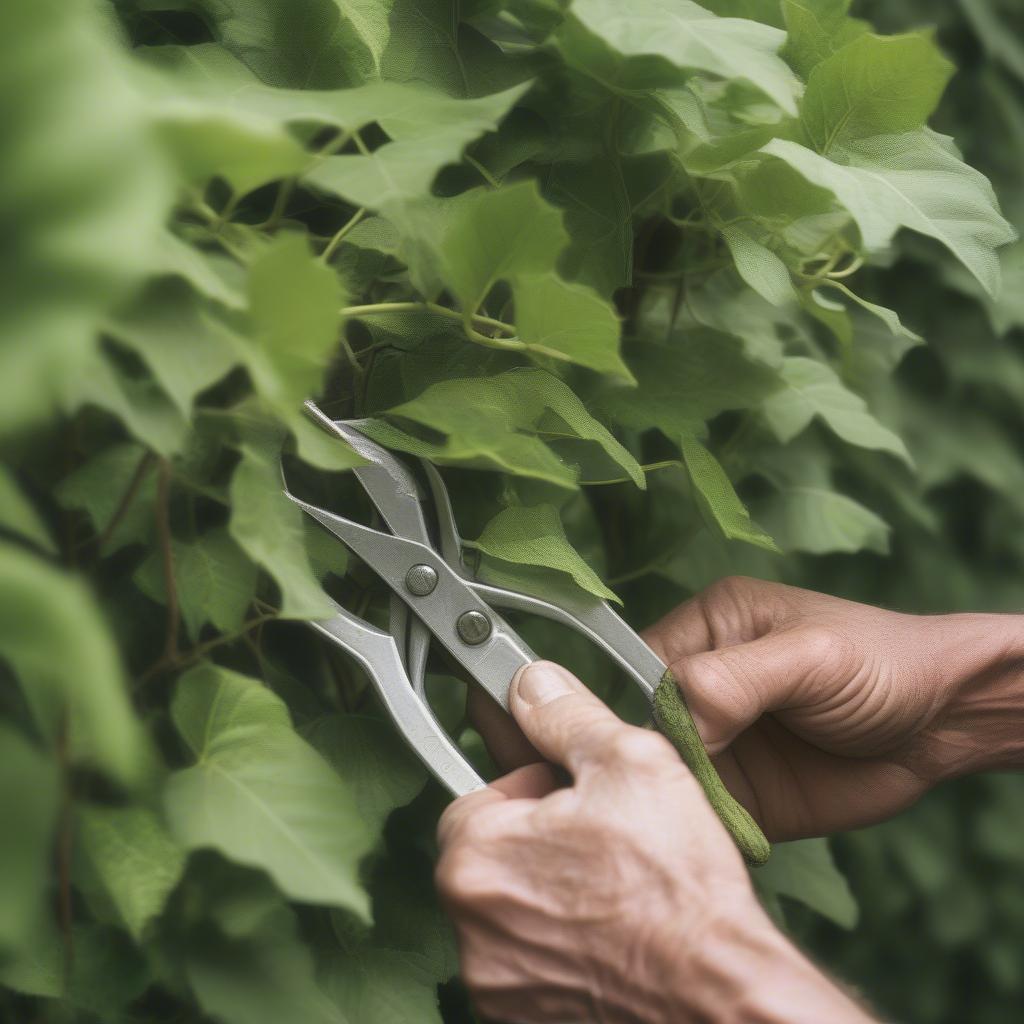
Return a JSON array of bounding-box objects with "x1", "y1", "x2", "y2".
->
[{"x1": 513, "y1": 661, "x2": 577, "y2": 707}]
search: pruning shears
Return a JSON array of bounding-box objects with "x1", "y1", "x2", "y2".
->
[{"x1": 284, "y1": 401, "x2": 769, "y2": 864}]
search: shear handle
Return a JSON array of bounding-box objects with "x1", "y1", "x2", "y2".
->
[{"x1": 312, "y1": 599, "x2": 486, "y2": 798}]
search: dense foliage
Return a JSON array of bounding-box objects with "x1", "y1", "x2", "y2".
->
[{"x1": 1, "y1": 0, "x2": 1020, "y2": 1021}]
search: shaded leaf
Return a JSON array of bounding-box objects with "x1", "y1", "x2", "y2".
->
[
  {"x1": 0, "y1": 544, "x2": 150, "y2": 785},
  {"x1": 762, "y1": 357, "x2": 910, "y2": 461},
  {"x1": 166, "y1": 663, "x2": 373, "y2": 917},
  {"x1": 77, "y1": 805, "x2": 187, "y2": 940},
  {"x1": 0, "y1": 726, "x2": 59, "y2": 954}
]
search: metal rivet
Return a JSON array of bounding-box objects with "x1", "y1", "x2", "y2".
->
[
  {"x1": 456, "y1": 610, "x2": 492, "y2": 645},
  {"x1": 405, "y1": 564, "x2": 438, "y2": 597}
]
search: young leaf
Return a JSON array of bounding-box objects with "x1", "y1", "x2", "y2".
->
[
  {"x1": 679, "y1": 435, "x2": 779, "y2": 552},
  {"x1": 800, "y1": 33, "x2": 954, "y2": 154},
  {"x1": 471, "y1": 504, "x2": 620, "y2": 602},
  {"x1": 166, "y1": 663, "x2": 373, "y2": 918},
  {"x1": 364, "y1": 368, "x2": 643, "y2": 488},
  {"x1": 762, "y1": 130, "x2": 1017, "y2": 296},
  {"x1": 782, "y1": 0, "x2": 869, "y2": 79}
]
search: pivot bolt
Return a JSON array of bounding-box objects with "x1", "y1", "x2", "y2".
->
[
  {"x1": 456, "y1": 610, "x2": 492, "y2": 645},
  {"x1": 405, "y1": 564, "x2": 438, "y2": 597}
]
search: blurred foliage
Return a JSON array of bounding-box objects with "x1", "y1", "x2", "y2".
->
[{"x1": 0, "y1": 0, "x2": 1021, "y2": 1021}]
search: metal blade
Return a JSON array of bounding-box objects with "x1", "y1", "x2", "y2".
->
[{"x1": 303, "y1": 401, "x2": 432, "y2": 547}]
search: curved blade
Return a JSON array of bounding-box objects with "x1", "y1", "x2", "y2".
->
[{"x1": 303, "y1": 401, "x2": 431, "y2": 547}]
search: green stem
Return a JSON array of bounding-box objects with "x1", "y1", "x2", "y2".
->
[
  {"x1": 341, "y1": 301, "x2": 518, "y2": 338},
  {"x1": 464, "y1": 153, "x2": 501, "y2": 188},
  {"x1": 654, "y1": 672, "x2": 770, "y2": 866},
  {"x1": 321, "y1": 207, "x2": 367, "y2": 263},
  {"x1": 581, "y1": 459, "x2": 683, "y2": 486}
]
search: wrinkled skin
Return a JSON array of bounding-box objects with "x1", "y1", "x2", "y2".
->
[
  {"x1": 643, "y1": 577, "x2": 1024, "y2": 838},
  {"x1": 439, "y1": 661, "x2": 870, "y2": 1023},
  {"x1": 443, "y1": 580, "x2": 1024, "y2": 1022}
]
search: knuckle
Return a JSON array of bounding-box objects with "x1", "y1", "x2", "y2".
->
[
  {"x1": 800, "y1": 624, "x2": 856, "y2": 675},
  {"x1": 605, "y1": 727, "x2": 674, "y2": 769},
  {"x1": 434, "y1": 848, "x2": 481, "y2": 904}
]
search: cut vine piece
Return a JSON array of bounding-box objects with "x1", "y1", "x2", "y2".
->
[{"x1": 653, "y1": 670, "x2": 770, "y2": 866}]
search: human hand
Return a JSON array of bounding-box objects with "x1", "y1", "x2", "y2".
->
[
  {"x1": 438, "y1": 661, "x2": 871, "y2": 1024},
  {"x1": 644, "y1": 576, "x2": 1024, "y2": 839}
]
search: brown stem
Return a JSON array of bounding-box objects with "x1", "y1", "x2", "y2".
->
[
  {"x1": 155, "y1": 459, "x2": 179, "y2": 664},
  {"x1": 94, "y1": 451, "x2": 156, "y2": 556},
  {"x1": 134, "y1": 613, "x2": 278, "y2": 689}
]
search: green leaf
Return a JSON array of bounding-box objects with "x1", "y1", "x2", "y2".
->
[
  {"x1": 179, "y1": 0, "x2": 368, "y2": 88},
  {"x1": 471, "y1": 504, "x2": 620, "y2": 602},
  {"x1": 561, "y1": 0, "x2": 800, "y2": 114},
  {"x1": 108, "y1": 283, "x2": 242, "y2": 417},
  {"x1": 762, "y1": 130, "x2": 1017, "y2": 296},
  {"x1": 134, "y1": 528, "x2": 257, "y2": 641},
  {"x1": 365, "y1": 367, "x2": 643, "y2": 488},
  {"x1": 65, "y1": 348, "x2": 190, "y2": 456},
  {"x1": 229, "y1": 444, "x2": 335, "y2": 619},
  {"x1": 753, "y1": 838, "x2": 858, "y2": 928},
  {"x1": 0, "y1": 467, "x2": 56, "y2": 554},
  {"x1": 56, "y1": 443, "x2": 156, "y2": 555},
  {"x1": 679, "y1": 435, "x2": 778, "y2": 552},
  {"x1": 0, "y1": 543, "x2": 150, "y2": 785},
  {"x1": 246, "y1": 232, "x2": 344, "y2": 413},
  {"x1": 0, "y1": 726, "x2": 59, "y2": 954},
  {"x1": 0, "y1": 0, "x2": 173, "y2": 438},
  {"x1": 721, "y1": 225, "x2": 798, "y2": 306},
  {"x1": 0, "y1": 922, "x2": 150, "y2": 1014},
  {"x1": 326, "y1": 948, "x2": 442, "y2": 1024},
  {"x1": 800, "y1": 33, "x2": 953, "y2": 154},
  {"x1": 598, "y1": 332, "x2": 781, "y2": 437},
  {"x1": 166, "y1": 663, "x2": 373, "y2": 918},
  {"x1": 186, "y1": 907, "x2": 346, "y2": 1024},
  {"x1": 762, "y1": 357, "x2": 911, "y2": 461},
  {"x1": 782, "y1": 0, "x2": 868, "y2": 79},
  {"x1": 306, "y1": 82, "x2": 530, "y2": 209},
  {"x1": 513, "y1": 273, "x2": 633, "y2": 379},
  {"x1": 754, "y1": 485, "x2": 890, "y2": 554},
  {"x1": 77, "y1": 806, "x2": 187, "y2": 940},
  {"x1": 305, "y1": 714, "x2": 428, "y2": 834},
  {"x1": 430, "y1": 181, "x2": 631, "y2": 376}
]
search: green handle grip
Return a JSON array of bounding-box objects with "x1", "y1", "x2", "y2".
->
[{"x1": 653, "y1": 669, "x2": 770, "y2": 866}]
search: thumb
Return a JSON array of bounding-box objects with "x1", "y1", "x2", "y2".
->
[
  {"x1": 676, "y1": 631, "x2": 812, "y2": 754},
  {"x1": 510, "y1": 661, "x2": 657, "y2": 777}
]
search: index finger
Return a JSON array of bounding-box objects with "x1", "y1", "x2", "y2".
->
[
  {"x1": 436, "y1": 762, "x2": 559, "y2": 848},
  {"x1": 642, "y1": 576, "x2": 786, "y2": 663}
]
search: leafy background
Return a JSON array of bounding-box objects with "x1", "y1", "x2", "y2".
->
[{"x1": 1, "y1": 0, "x2": 1022, "y2": 1022}]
